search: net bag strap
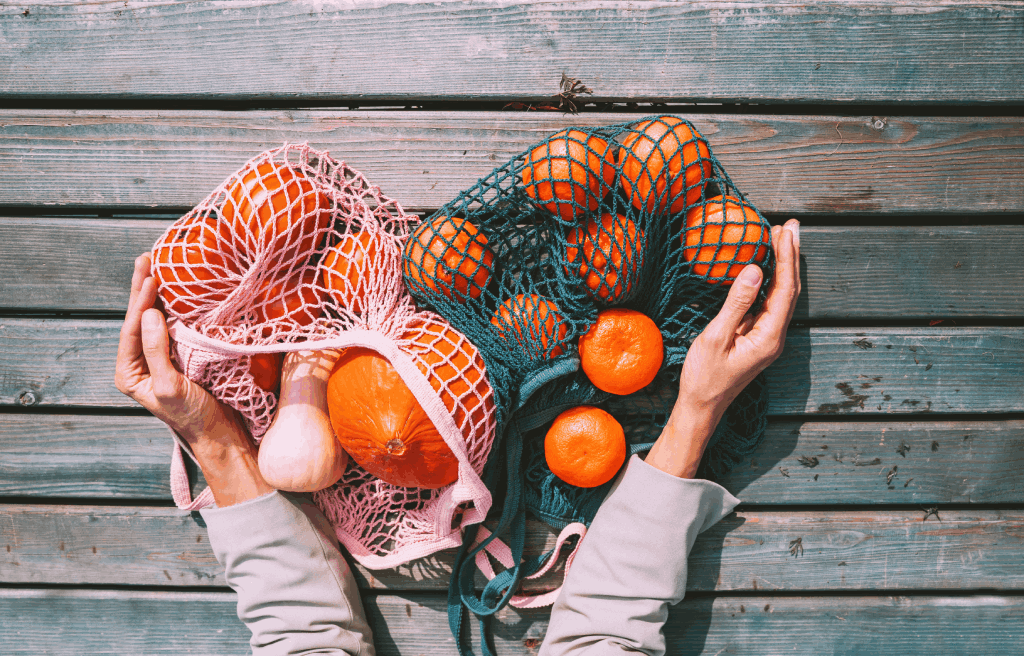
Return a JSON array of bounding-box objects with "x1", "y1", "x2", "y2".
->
[
  {"x1": 169, "y1": 430, "x2": 215, "y2": 511},
  {"x1": 471, "y1": 522, "x2": 586, "y2": 609}
]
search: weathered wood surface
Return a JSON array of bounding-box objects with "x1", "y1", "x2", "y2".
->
[
  {"x1": 2, "y1": 319, "x2": 1019, "y2": 414},
  {"x1": 2, "y1": 111, "x2": 1023, "y2": 214},
  {"x1": 721, "y1": 420, "x2": 1024, "y2": 504},
  {"x1": 3, "y1": 415, "x2": 1021, "y2": 505},
  {"x1": 5, "y1": 218, "x2": 1023, "y2": 320},
  {"x1": 5, "y1": 505, "x2": 1024, "y2": 592},
  {"x1": 0, "y1": 414, "x2": 206, "y2": 499},
  {"x1": 3, "y1": 589, "x2": 1023, "y2": 655},
  {"x1": 2, "y1": 1, "x2": 1023, "y2": 104}
]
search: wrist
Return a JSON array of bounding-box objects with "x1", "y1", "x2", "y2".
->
[{"x1": 644, "y1": 400, "x2": 723, "y2": 479}]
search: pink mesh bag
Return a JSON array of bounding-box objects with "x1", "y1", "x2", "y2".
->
[{"x1": 152, "y1": 144, "x2": 497, "y2": 569}]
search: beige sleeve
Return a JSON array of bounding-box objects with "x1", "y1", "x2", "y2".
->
[
  {"x1": 540, "y1": 454, "x2": 740, "y2": 656},
  {"x1": 200, "y1": 491, "x2": 376, "y2": 656}
]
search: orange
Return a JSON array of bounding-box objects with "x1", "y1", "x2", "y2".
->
[
  {"x1": 153, "y1": 216, "x2": 239, "y2": 318},
  {"x1": 222, "y1": 160, "x2": 332, "y2": 262},
  {"x1": 249, "y1": 352, "x2": 283, "y2": 393},
  {"x1": 619, "y1": 117, "x2": 711, "y2": 215},
  {"x1": 404, "y1": 216, "x2": 494, "y2": 301},
  {"x1": 320, "y1": 231, "x2": 380, "y2": 315},
  {"x1": 254, "y1": 269, "x2": 322, "y2": 328},
  {"x1": 522, "y1": 129, "x2": 616, "y2": 222},
  {"x1": 579, "y1": 309, "x2": 663, "y2": 396},
  {"x1": 545, "y1": 406, "x2": 626, "y2": 488},
  {"x1": 491, "y1": 294, "x2": 567, "y2": 359},
  {"x1": 566, "y1": 213, "x2": 644, "y2": 303},
  {"x1": 683, "y1": 195, "x2": 768, "y2": 285}
]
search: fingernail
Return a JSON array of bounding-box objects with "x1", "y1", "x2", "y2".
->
[
  {"x1": 787, "y1": 221, "x2": 800, "y2": 247},
  {"x1": 142, "y1": 309, "x2": 161, "y2": 330},
  {"x1": 739, "y1": 265, "x2": 762, "y2": 286}
]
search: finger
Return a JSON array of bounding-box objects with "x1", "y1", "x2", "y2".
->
[
  {"x1": 140, "y1": 307, "x2": 186, "y2": 400},
  {"x1": 703, "y1": 264, "x2": 763, "y2": 343},
  {"x1": 126, "y1": 254, "x2": 152, "y2": 319},
  {"x1": 754, "y1": 223, "x2": 799, "y2": 339},
  {"x1": 116, "y1": 276, "x2": 159, "y2": 379}
]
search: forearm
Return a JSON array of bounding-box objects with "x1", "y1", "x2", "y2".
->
[
  {"x1": 177, "y1": 410, "x2": 274, "y2": 507},
  {"x1": 644, "y1": 401, "x2": 723, "y2": 479},
  {"x1": 202, "y1": 490, "x2": 375, "y2": 656},
  {"x1": 540, "y1": 456, "x2": 739, "y2": 656}
]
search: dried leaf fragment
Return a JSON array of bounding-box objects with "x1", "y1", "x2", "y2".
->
[
  {"x1": 789, "y1": 537, "x2": 804, "y2": 558},
  {"x1": 798, "y1": 455, "x2": 820, "y2": 468}
]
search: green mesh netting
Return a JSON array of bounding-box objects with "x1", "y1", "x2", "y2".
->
[{"x1": 399, "y1": 116, "x2": 775, "y2": 654}]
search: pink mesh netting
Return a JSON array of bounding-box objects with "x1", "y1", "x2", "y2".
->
[{"x1": 152, "y1": 144, "x2": 497, "y2": 569}]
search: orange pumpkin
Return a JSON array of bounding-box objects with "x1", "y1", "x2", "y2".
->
[
  {"x1": 153, "y1": 216, "x2": 239, "y2": 318},
  {"x1": 319, "y1": 231, "x2": 381, "y2": 315},
  {"x1": 327, "y1": 323, "x2": 492, "y2": 489}
]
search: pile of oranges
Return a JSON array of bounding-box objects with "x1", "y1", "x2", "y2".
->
[{"x1": 403, "y1": 117, "x2": 770, "y2": 490}]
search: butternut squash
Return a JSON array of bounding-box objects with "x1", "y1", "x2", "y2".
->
[{"x1": 258, "y1": 350, "x2": 348, "y2": 492}]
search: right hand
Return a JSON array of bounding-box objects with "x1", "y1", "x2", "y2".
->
[{"x1": 114, "y1": 253, "x2": 243, "y2": 445}]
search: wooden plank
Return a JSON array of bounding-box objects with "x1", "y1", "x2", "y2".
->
[
  {"x1": 0, "y1": 414, "x2": 205, "y2": 499},
  {"x1": 4, "y1": 415, "x2": 1020, "y2": 505},
  {"x1": 5, "y1": 219, "x2": 1024, "y2": 320},
  {"x1": 2, "y1": 1, "x2": 1022, "y2": 103},
  {"x1": 2, "y1": 111, "x2": 1023, "y2": 214},
  {"x1": 4, "y1": 505, "x2": 1024, "y2": 592},
  {"x1": 3, "y1": 590, "x2": 1023, "y2": 656},
  {"x1": 721, "y1": 420, "x2": 1024, "y2": 504},
  {"x1": 1, "y1": 319, "x2": 1019, "y2": 414}
]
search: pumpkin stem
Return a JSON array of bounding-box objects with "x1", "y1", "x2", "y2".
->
[{"x1": 385, "y1": 438, "x2": 407, "y2": 456}]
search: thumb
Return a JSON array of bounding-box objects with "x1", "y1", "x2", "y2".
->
[
  {"x1": 140, "y1": 308, "x2": 185, "y2": 399},
  {"x1": 705, "y1": 265, "x2": 763, "y2": 342}
]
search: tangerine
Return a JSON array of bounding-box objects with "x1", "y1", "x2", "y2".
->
[
  {"x1": 619, "y1": 117, "x2": 711, "y2": 215},
  {"x1": 222, "y1": 160, "x2": 332, "y2": 263},
  {"x1": 566, "y1": 213, "x2": 644, "y2": 303},
  {"x1": 579, "y1": 309, "x2": 663, "y2": 396},
  {"x1": 683, "y1": 195, "x2": 768, "y2": 285},
  {"x1": 491, "y1": 294, "x2": 568, "y2": 359},
  {"x1": 153, "y1": 216, "x2": 239, "y2": 318},
  {"x1": 249, "y1": 352, "x2": 283, "y2": 393},
  {"x1": 545, "y1": 406, "x2": 626, "y2": 488},
  {"x1": 404, "y1": 216, "x2": 494, "y2": 301},
  {"x1": 254, "y1": 269, "x2": 322, "y2": 328},
  {"x1": 320, "y1": 231, "x2": 381, "y2": 315},
  {"x1": 522, "y1": 129, "x2": 616, "y2": 222}
]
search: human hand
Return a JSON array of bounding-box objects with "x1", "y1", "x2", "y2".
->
[
  {"x1": 115, "y1": 253, "x2": 272, "y2": 505},
  {"x1": 646, "y1": 219, "x2": 801, "y2": 478}
]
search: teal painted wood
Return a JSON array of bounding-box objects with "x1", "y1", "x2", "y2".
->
[
  {"x1": 1, "y1": 2, "x2": 1022, "y2": 103},
  {"x1": 3, "y1": 590, "x2": 1021, "y2": 656},
  {"x1": 0, "y1": 414, "x2": 206, "y2": 499},
  {"x1": 1, "y1": 111, "x2": 1022, "y2": 213},
  {"x1": 2, "y1": 319, "x2": 1018, "y2": 414},
  {"x1": 4, "y1": 505, "x2": 1024, "y2": 592},
  {"x1": 2, "y1": 415, "x2": 1020, "y2": 505},
  {"x1": 4, "y1": 219, "x2": 1023, "y2": 320}
]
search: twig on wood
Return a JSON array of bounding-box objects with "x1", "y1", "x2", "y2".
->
[
  {"x1": 885, "y1": 465, "x2": 898, "y2": 485},
  {"x1": 779, "y1": 467, "x2": 790, "y2": 478}
]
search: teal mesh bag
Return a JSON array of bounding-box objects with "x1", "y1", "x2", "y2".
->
[{"x1": 400, "y1": 116, "x2": 774, "y2": 654}]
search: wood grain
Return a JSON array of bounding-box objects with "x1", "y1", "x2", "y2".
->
[
  {"x1": 4, "y1": 505, "x2": 1023, "y2": 592},
  {"x1": 2, "y1": 590, "x2": 1022, "y2": 655},
  {"x1": 3, "y1": 415, "x2": 1020, "y2": 505},
  {"x1": 0, "y1": 414, "x2": 206, "y2": 499},
  {"x1": 1, "y1": 1, "x2": 1022, "y2": 103},
  {"x1": 721, "y1": 420, "x2": 1024, "y2": 504},
  {"x1": 4, "y1": 219, "x2": 1023, "y2": 319},
  {"x1": 1, "y1": 111, "x2": 1022, "y2": 213},
  {"x1": 2, "y1": 319, "x2": 1019, "y2": 414}
]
